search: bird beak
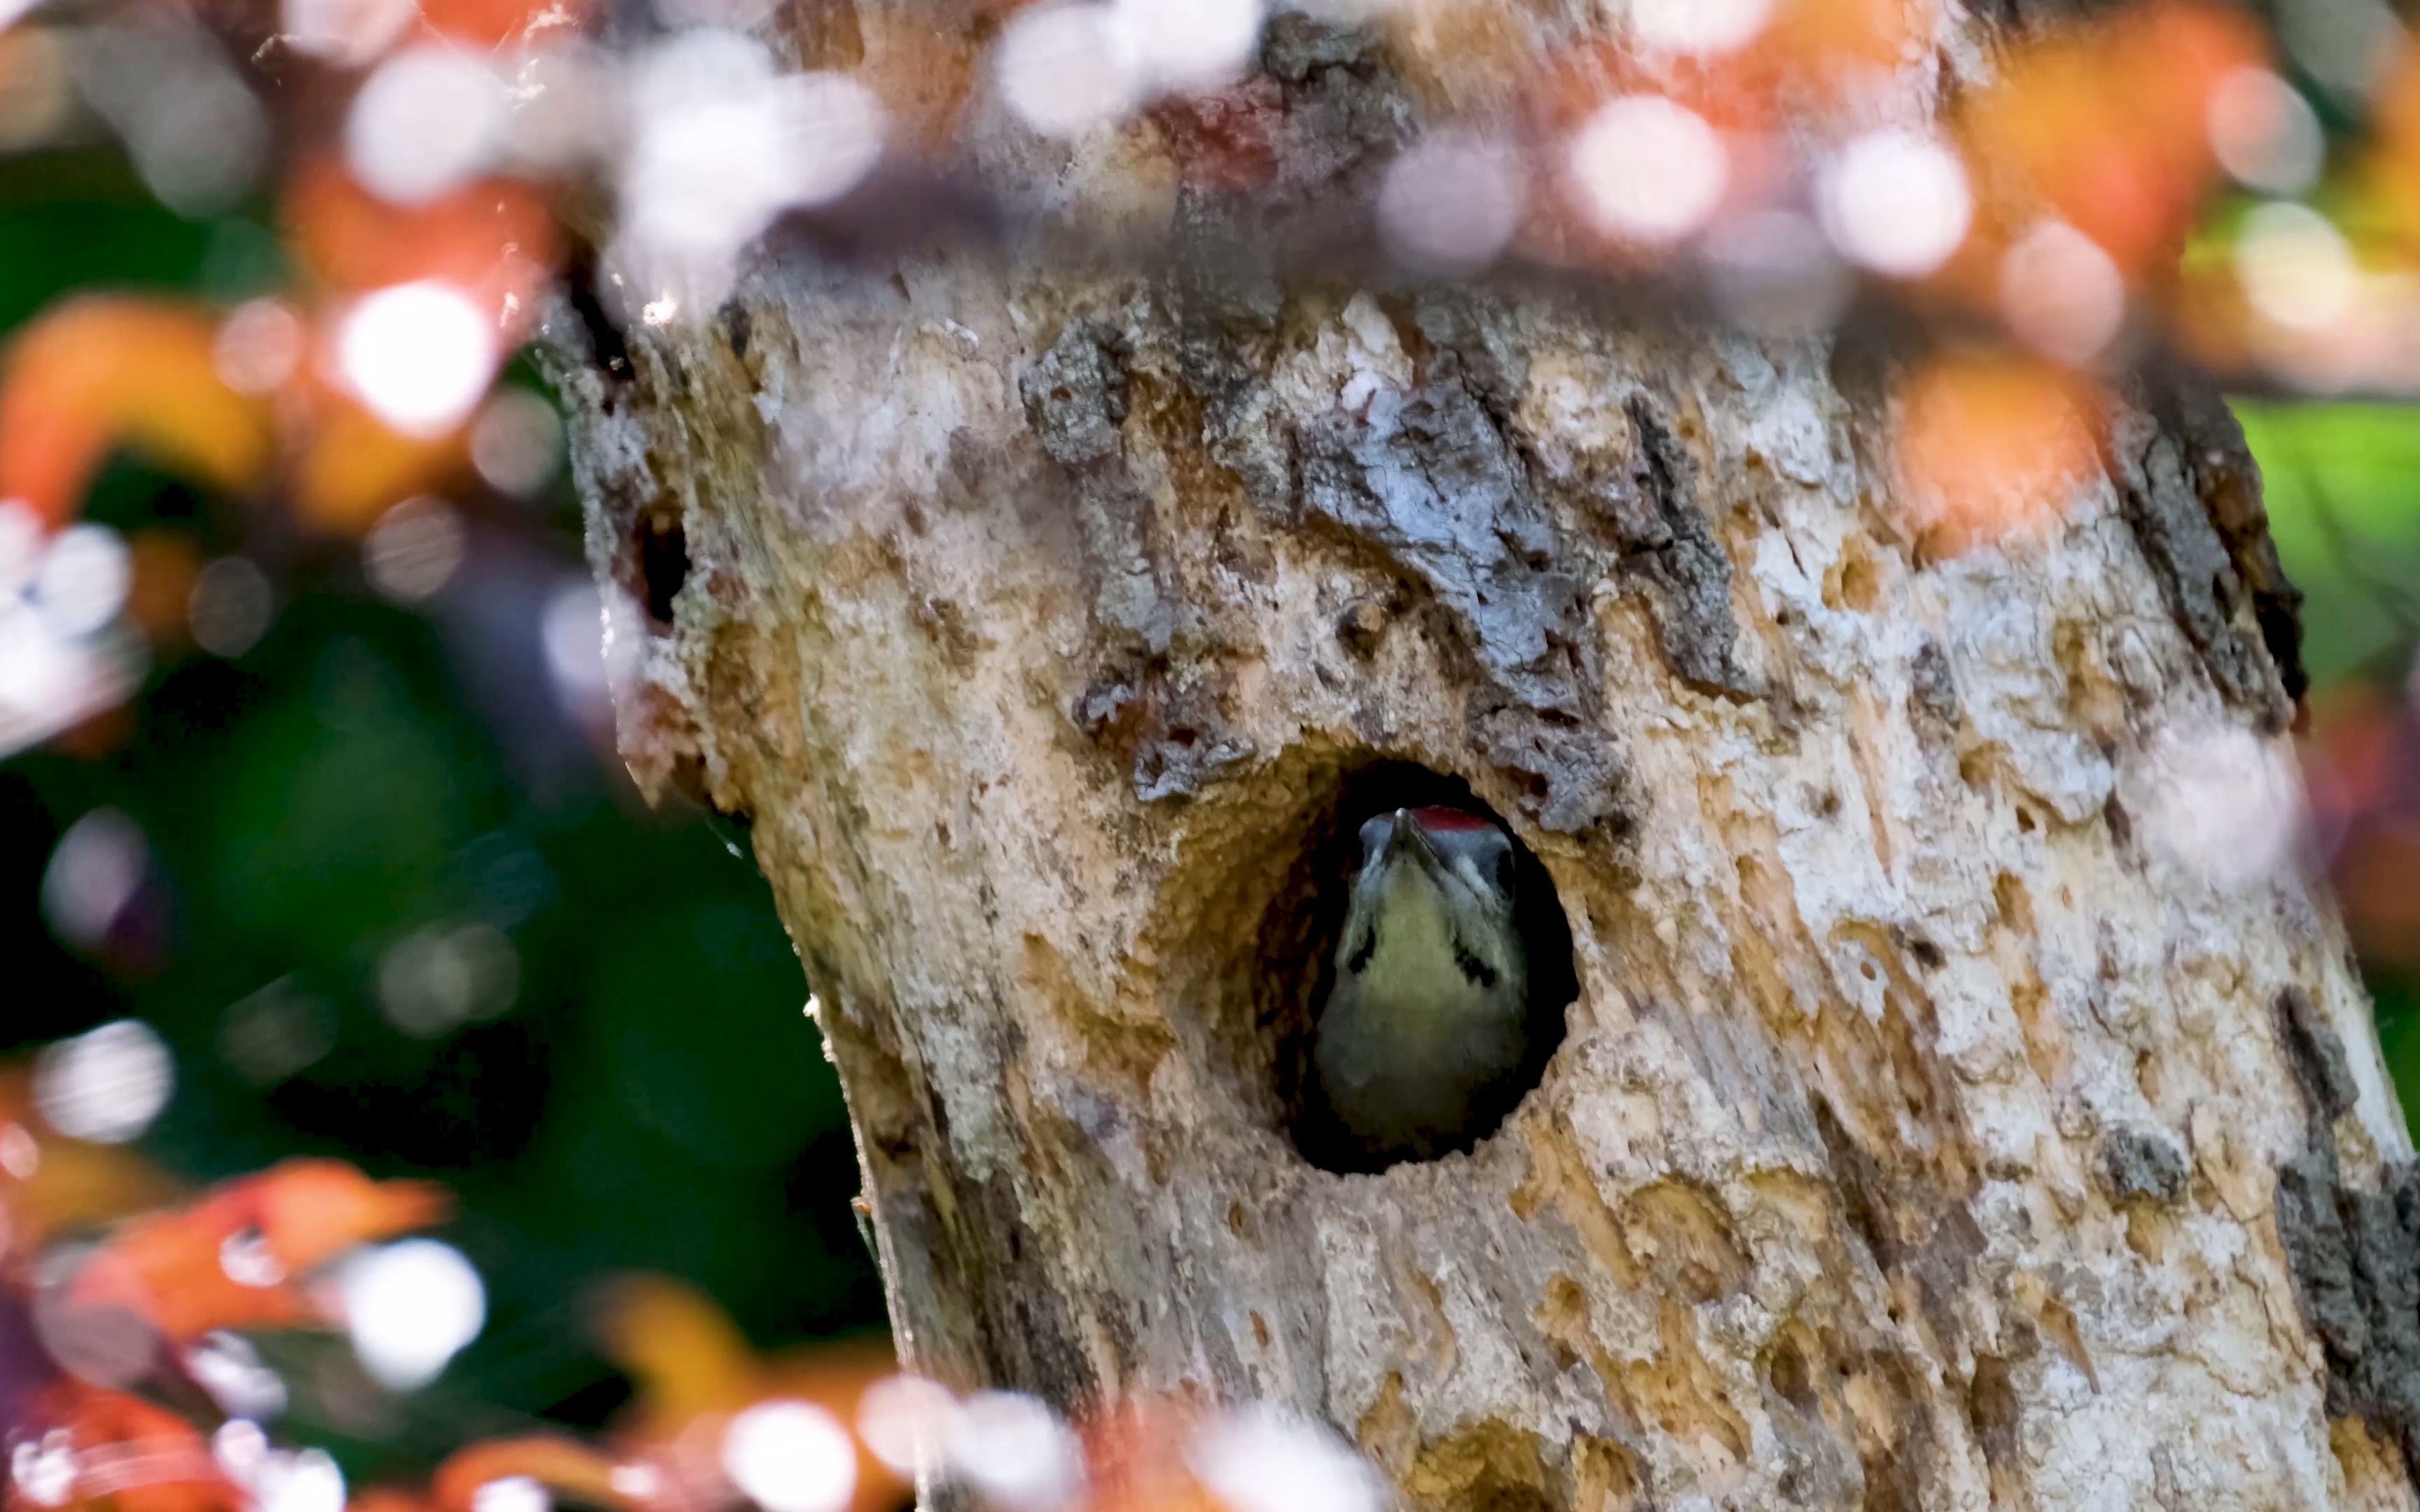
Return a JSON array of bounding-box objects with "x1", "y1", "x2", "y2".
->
[{"x1": 1384, "y1": 808, "x2": 1445, "y2": 873}]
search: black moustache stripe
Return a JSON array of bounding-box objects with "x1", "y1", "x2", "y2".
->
[{"x1": 1451, "y1": 940, "x2": 1498, "y2": 988}]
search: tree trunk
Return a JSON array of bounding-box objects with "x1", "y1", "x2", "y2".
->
[{"x1": 545, "y1": 5, "x2": 2420, "y2": 1506}]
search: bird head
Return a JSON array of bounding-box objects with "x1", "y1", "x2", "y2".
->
[{"x1": 1337, "y1": 806, "x2": 1523, "y2": 993}]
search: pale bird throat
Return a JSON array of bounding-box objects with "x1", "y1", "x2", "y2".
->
[{"x1": 1311, "y1": 806, "x2": 1535, "y2": 1163}]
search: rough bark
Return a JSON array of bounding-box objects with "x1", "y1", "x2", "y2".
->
[{"x1": 547, "y1": 5, "x2": 2419, "y2": 1508}]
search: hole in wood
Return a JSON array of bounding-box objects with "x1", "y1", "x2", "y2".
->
[
  {"x1": 635, "y1": 508, "x2": 690, "y2": 630},
  {"x1": 1267, "y1": 761, "x2": 1577, "y2": 1175}
]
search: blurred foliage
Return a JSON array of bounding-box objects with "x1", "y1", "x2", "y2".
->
[
  {"x1": 0, "y1": 160, "x2": 884, "y2": 1485},
  {"x1": 2241, "y1": 402, "x2": 2420, "y2": 685},
  {"x1": 2240, "y1": 400, "x2": 2420, "y2": 1118}
]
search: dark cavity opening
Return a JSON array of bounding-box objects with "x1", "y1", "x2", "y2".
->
[
  {"x1": 635, "y1": 509, "x2": 689, "y2": 630},
  {"x1": 562, "y1": 247, "x2": 632, "y2": 382},
  {"x1": 1266, "y1": 761, "x2": 1577, "y2": 1175}
]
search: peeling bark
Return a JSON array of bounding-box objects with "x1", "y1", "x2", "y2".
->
[{"x1": 548, "y1": 6, "x2": 2414, "y2": 1508}]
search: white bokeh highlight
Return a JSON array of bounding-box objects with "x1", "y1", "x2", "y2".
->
[
  {"x1": 1629, "y1": 0, "x2": 1769, "y2": 55},
  {"x1": 857, "y1": 1374, "x2": 957, "y2": 1478},
  {"x1": 376, "y1": 920, "x2": 520, "y2": 1038},
  {"x1": 617, "y1": 32, "x2": 885, "y2": 315},
  {"x1": 1377, "y1": 131, "x2": 1529, "y2": 276},
  {"x1": 0, "y1": 514, "x2": 145, "y2": 758},
  {"x1": 346, "y1": 46, "x2": 513, "y2": 204},
  {"x1": 543, "y1": 581, "x2": 641, "y2": 720},
  {"x1": 279, "y1": 0, "x2": 417, "y2": 66},
  {"x1": 364, "y1": 498, "x2": 468, "y2": 604},
  {"x1": 13, "y1": 1438, "x2": 76, "y2": 1507},
  {"x1": 33, "y1": 526, "x2": 132, "y2": 639},
  {"x1": 1111, "y1": 0, "x2": 1263, "y2": 93},
  {"x1": 335, "y1": 282, "x2": 500, "y2": 438},
  {"x1": 185, "y1": 1332, "x2": 291, "y2": 1421},
  {"x1": 254, "y1": 1448, "x2": 346, "y2": 1512},
  {"x1": 32, "y1": 1019, "x2": 172, "y2": 1144},
  {"x1": 1566, "y1": 95, "x2": 1727, "y2": 246},
  {"x1": 214, "y1": 300, "x2": 307, "y2": 396},
  {"x1": 722, "y1": 1401, "x2": 858, "y2": 1512},
  {"x1": 1998, "y1": 220, "x2": 2126, "y2": 365},
  {"x1": 995, "y1": 4, "x2": 1142, "y2": 138},
  {"x1": 2207, "y1": 68, "x2": 2325, "y2": 195},
  {"x1": 340, "y1": 1239, "x2": 487, "y2": 1390},
  {"x1": 1820, "y1": 130, "x2": 1972, "y2": 278},
  {"x1": 2236, "y1": 200, "x2": 2357, "y2": 333},
  {"x1": 470, "y1": 388, "x2": 564, "y2": 497},
  {"x1": 189, "y1": 556, "x2": 274, "y2": 659},
  {"x1": 943, "y1": 1392, "x2": 1083, "y2": 1512},
  {"x1": 472, "y1": 1477, "x2": 552, "y2": 1512},
  {"x1": 39, "y1": 810, "x2": 148, "y2": 954},
  {"x1": 1188, "y1": 1406, "x2": 1384, "y2": 1512},
  {"x1": 2141, "y1": 723, "x2": 2305, "y2": 889}
]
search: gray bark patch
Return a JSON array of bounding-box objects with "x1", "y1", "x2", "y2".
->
[
  {"x1": 2106, "y1": 378, "x2": 2304, "y2": 732},
  {"x1": 1599, "y1": 396, "x2": 1752, "y2": 699},
  {"x1": 1909, "y1": 638, "x2": 1961, "y2": 732},
  {"x1": 1020, "y1": 321, "x2": 1174, "y2": 657},
  {"x1": 1295, "y1": 374, "x2": 1622, "y2": 832},
  {"x1": 2097, "y1": 1127, "x2": 2186, "y2": 1205},
  {"x1": 2279, "y1": 984, "x2": 2360, "y2": 1123},
  {"x1": 1022, "y1": 319, "x2": 1130, "y2": 467},
  {"x1": 2276, "y1": 1149, "x2": 2420, "y2": 1480},
  {"x1": 1258, "y1": 13, "x2": 1414, "y2": 201},
  {"x1": 1026, "y1": 319, "x2": 1263, "y2": 802},
  {"x1": 1300, "y1": 377, "x2": 1586, "y2": 714},
  {"x1": 2272, "y1": 983, "x2": 2420, "y2": 1483},
  {"x1": 2146, "y1": 374, "x2": 2309, "y2": 710}
]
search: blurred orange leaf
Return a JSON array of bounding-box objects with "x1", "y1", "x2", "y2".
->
[
  {"x1": 2368, "y1": 49, "x2": 2420, "y2": 243},
  {"x1": 1739, "y1": 0, "x2": 1927, "y2": 111},
  {"x1": 217, "y1": 1158, "x2": 451, "y2": 1275},
  {"x1": 2303, "y1": 680, "x2": 2401, "y2": 819},
  {"x1": 286, "y1": 393, "x2": 469, "y2": 536},
  {"x1": 0, "y1": 1080, "x2": 181, "y2": 1256},
  {"x1": 1893, "y1": 351, "x2": 2106, "y2": 558},
  {"x1": 1958, "y1": 2, "x2": 2262, "y2": 278},
  {"x1": 120, "y1": 531, "x2": 203, "y2": 650},
  {"x1": 6, "y1": 1384, "x2": 236, "y2": 1512},
  {"x1": 415, "y1": 0, "x2": 592, "y2": 46},
  {"x1": 431, "y1": 1438, "x2": 633, "y2": 1512},
  {"x1": 0, "y1": 299, "x2": 275, "y2": 528},
  {"x1": 592, "y1": 1275, "x2": 766, "y2": 1428},
  {"x1": 2340, "y1": 816, "x2": 2420, "y2": 965},
  {"x1": 1069, "y1": 1402, "x2": 1223, "y2": 1512},
  {"x1": 283, "y1": 164, "x2": 557, "y2": 339},
  {"x1": 65, "y1": 1160, "x2": 447, "y2": 1343},
  {"x1": 592, "y1": 1275, "x2": 906, "y2": 1512}
]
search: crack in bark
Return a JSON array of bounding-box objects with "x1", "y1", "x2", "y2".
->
[
  {"x1": 1604, "y1": 396, "x2": 1754, "y2": 700},
  {"x1": 1024, "y1": 319, "x2": 1256, "y2": 802},
  {"x1": 2272, "y1": 986, "x2": 2420, "y2": 1487},
  {"x1": 2106, "y1": 373, "x2": 2306, "y2": 732}
]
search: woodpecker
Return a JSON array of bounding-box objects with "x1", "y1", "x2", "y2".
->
[{"x1": 1312, "y1": 805, "x2": 1536, "y2": 1165}]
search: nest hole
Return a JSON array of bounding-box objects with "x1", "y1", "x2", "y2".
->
[
  {"x1": 1256, "y1": 760, "x2": 1578, "y2": 1175},
  {"x1": 634, "y1": 508, "x2": 690, "y2": 630}
]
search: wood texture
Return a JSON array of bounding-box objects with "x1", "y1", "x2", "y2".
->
[{"x1": 546, "y1": 5, "x2": 2416, "y2": 1506}]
